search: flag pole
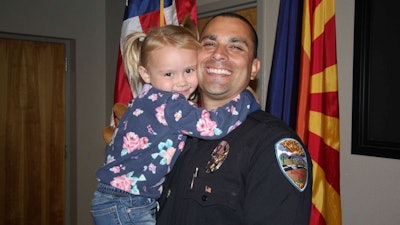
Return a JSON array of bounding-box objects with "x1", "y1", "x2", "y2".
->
[{"x1": 160, "y1": 0, "x2": 164, "y2": 26}]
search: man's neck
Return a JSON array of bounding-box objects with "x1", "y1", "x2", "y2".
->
[{"x1": 200, "y1": 95, "x2": 233, "y2": 110}]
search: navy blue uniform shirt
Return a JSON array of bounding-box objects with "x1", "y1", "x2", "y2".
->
[{"x1": 157, "y1": 110, "x2": 312, "y2": 225}]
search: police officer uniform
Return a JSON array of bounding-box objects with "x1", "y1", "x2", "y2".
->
[{"x1": 157, "y1": 110, "x2": 312, "y2": 225}]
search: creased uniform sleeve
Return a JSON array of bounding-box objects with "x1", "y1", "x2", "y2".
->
[{"x1": 242, "y1": 127, "x2": 312, "y2": 224}]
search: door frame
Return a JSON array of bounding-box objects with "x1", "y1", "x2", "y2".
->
[{"x1": 0, "y1": 31, "x2": 76, "y2": 225}]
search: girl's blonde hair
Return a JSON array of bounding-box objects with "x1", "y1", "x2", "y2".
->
[{"x1": 122, "y1": 25, "x2": 200, "y2": 96}]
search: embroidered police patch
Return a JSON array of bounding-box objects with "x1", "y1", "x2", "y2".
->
[{"x1": 275, "y1": 138, "x2": 308, "y2": 192}]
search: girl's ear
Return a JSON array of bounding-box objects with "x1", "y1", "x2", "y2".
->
[{"x1": 138, "y1": 66, "x2": 151, "y2": 83}]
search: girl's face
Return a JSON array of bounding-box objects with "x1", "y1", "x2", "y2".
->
[{"x1": 139, "y1": 46, "x2": 198, "y2": 99}]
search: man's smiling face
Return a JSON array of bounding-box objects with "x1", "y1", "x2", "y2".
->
[{"x1": 197, "y1": 16, "x2": 259, "y2": 108}]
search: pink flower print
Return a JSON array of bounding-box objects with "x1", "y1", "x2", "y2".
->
[
  {"x1": 133, "y1": 108, "x2": 143, "y2": 116},
  {"x1": 147, "y1": 124, "x2": 157, "y2": 135},
  {"x1": 196, "y1": 110, "x2": 218, "y2": 136},
  {"x1": 232, "y1": 93, "x2": 241, "y2": 102},
  {"x1": 172, "y1": 93, "x2": 180, "y2": 100},
  {"x1": 178, "y1": 141, "x2": 185, "y2": 151},
  {"x1": 110, "y1": 166, "x2": 120, "y2": 174},
  {"x1": 110, "y1": 174, "x2": 134, "y2": 192},
  {"x1": 157, "y1": 139, "x2": 176, "y2": 165},
  {"x1": 122, "y1": 132, "x2": 149, "y2": 155},
  {"x1": 163, "y1": 146, "x2": 176, "y2": 165},
  {"x1": 228, "y1": 120, "x2": 242, "y2": 133},
  {"x1": 156, "y1": 104, "x2": 168, "y2": 126},
  {"x1": 158, "y1": 185, "x2": 163, "y2": 195},
  {"x1": 148, "y1": 93, "x2": 158, "y2": 101},
  {"x1": 106, "y1": 155, "x2": 116, "y2": 164},
  {"x1": 174, "y1": 110, "x2": 182, "y2": 121},
  {"x1": 181, "y1": 130, "x2": 192, "y2": 135},
  {"x1": 139, "y1": 137, "x2": 149, "y2": 148},
  {"x1": 123, "y1": 120, "x2": 129, "y2": 130},
  {"x1": 149, "y1": 163, "x2": 157, "y2": 174},
  {"x1": 139, "y1": 85, "x2": 151, "y2": 98},
  {"x1": 230, "y1": 105, "x2": 239, "y2": 115}
]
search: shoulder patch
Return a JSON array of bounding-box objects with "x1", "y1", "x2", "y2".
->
[{"x1": 275, "y1": 138, "x2": 308, "y2": 192}]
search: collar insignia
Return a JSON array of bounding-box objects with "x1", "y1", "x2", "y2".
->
[{"x1": 275, "y1": 138, "x2": 308, "y2": 192}]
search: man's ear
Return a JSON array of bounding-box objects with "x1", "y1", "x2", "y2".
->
[
  {"x1": 250, "y1": 58, "x2": 261, "y2": 81},
  {"x1": 138, "y1": 66, "x2": 151, "y2": 83}
]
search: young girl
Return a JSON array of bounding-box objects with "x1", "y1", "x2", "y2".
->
[{"x1": 91, "y1": 25, "x2": 260, "y2": 225}]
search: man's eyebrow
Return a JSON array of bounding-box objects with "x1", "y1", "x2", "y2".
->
[
  {"x1": 200, "y1": 35, "x2": 216, "y2": 42},
  {"x1": 230, "y1": 37, "x2": 248, "y2": 47},
  {"x1": 200, "y1": 35, "x2": 248, "y2": 46}
]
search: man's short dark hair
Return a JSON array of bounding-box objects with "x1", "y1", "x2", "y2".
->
[{"x1": 200, "y1": 12, "x2": 258, "y2": 57}]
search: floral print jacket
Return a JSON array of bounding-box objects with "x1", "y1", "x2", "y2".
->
[{"x1": 96, "y1": 84, "x2": 260, "y2": 199}]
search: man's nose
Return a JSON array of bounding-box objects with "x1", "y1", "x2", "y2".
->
[{"x1": 212, "y1": 45, "x2": 228, "y2": 61}]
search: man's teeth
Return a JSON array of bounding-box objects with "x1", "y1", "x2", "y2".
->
[{"x1": 207, "y1": 68, "x2": 231, "y2": 75}]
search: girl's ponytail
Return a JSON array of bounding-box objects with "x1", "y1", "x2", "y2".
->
[{"x1": 122, "y1": 32, "x2": 146, "y2": 97}]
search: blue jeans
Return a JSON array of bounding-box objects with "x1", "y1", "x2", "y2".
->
[{"x1": 91, "y1": 183, "x2": 157, "y2": 225}]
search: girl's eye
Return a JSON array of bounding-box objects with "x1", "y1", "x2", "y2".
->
[
  {"x1": 164, "y1": 72, "x2": 172, "y2": 77},
  {"x1": 185, "y1": 68, "x2": 195, "y2": 74}
]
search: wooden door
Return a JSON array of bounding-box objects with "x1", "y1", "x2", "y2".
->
[{"x1": 0, "y1": 38, "x2": 65, "y2": 225}]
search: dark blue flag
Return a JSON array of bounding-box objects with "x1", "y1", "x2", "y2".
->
[{"x1": 266, "y1": 0, "x2": 303, "y2": 129}]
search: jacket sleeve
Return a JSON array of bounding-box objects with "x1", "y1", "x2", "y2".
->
[
  {"x1": 243, "y1": 132, "x2": 312, "y2": 225},
  {"x1": 164, "y1": 90, "x2": 260, "y2": 140}
]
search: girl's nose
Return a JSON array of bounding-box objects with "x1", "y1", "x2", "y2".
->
[{"x1": 176, "y1": 74, "x2": 188, "y2": 86}]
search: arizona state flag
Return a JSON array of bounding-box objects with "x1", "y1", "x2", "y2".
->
[
  {"x1": 113, "y1": 0, "x2": 197, "y2": 105},
  {"x1": 297, "y1": 0, "x2": 342, "y2": 224}
]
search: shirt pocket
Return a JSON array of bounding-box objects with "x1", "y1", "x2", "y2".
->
[{"x1": 183, "y1": 175, "x2": 241, "y2": 211}]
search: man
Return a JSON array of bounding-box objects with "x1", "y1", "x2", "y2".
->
[{"x1": 156, "y1": 13, "x2": 312, "y2": 225}]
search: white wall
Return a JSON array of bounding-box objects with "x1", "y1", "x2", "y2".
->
[
  {"x1": 335, "y1": 1, "x2": 400, "y2": 224},
  {"x1": 1, "y1": 0, "x2": 399, "y2": 224}
]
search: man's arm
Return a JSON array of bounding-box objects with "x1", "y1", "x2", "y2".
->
[{"x1": 244, "y1": 136, "x2": 312, "y2": 225}]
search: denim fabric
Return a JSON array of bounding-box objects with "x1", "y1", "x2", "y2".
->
[{"x1": 91, "y1": 183, "x2": 157, "y2": 225}]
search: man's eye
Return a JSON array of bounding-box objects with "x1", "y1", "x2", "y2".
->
[
  {"x1": 230, "y1": 45, "x2": 243, "y2": 51},
  {"x1": 202, "y1": 42, "x2": 215, "y2": 47}
]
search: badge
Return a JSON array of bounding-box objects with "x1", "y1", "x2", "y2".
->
[
  {"x1": 275, "y1": 138, "x2": 308, "y2": 192},
  {"x1": 205, "y1": 141, "x2": 229, "y2": 173}
]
